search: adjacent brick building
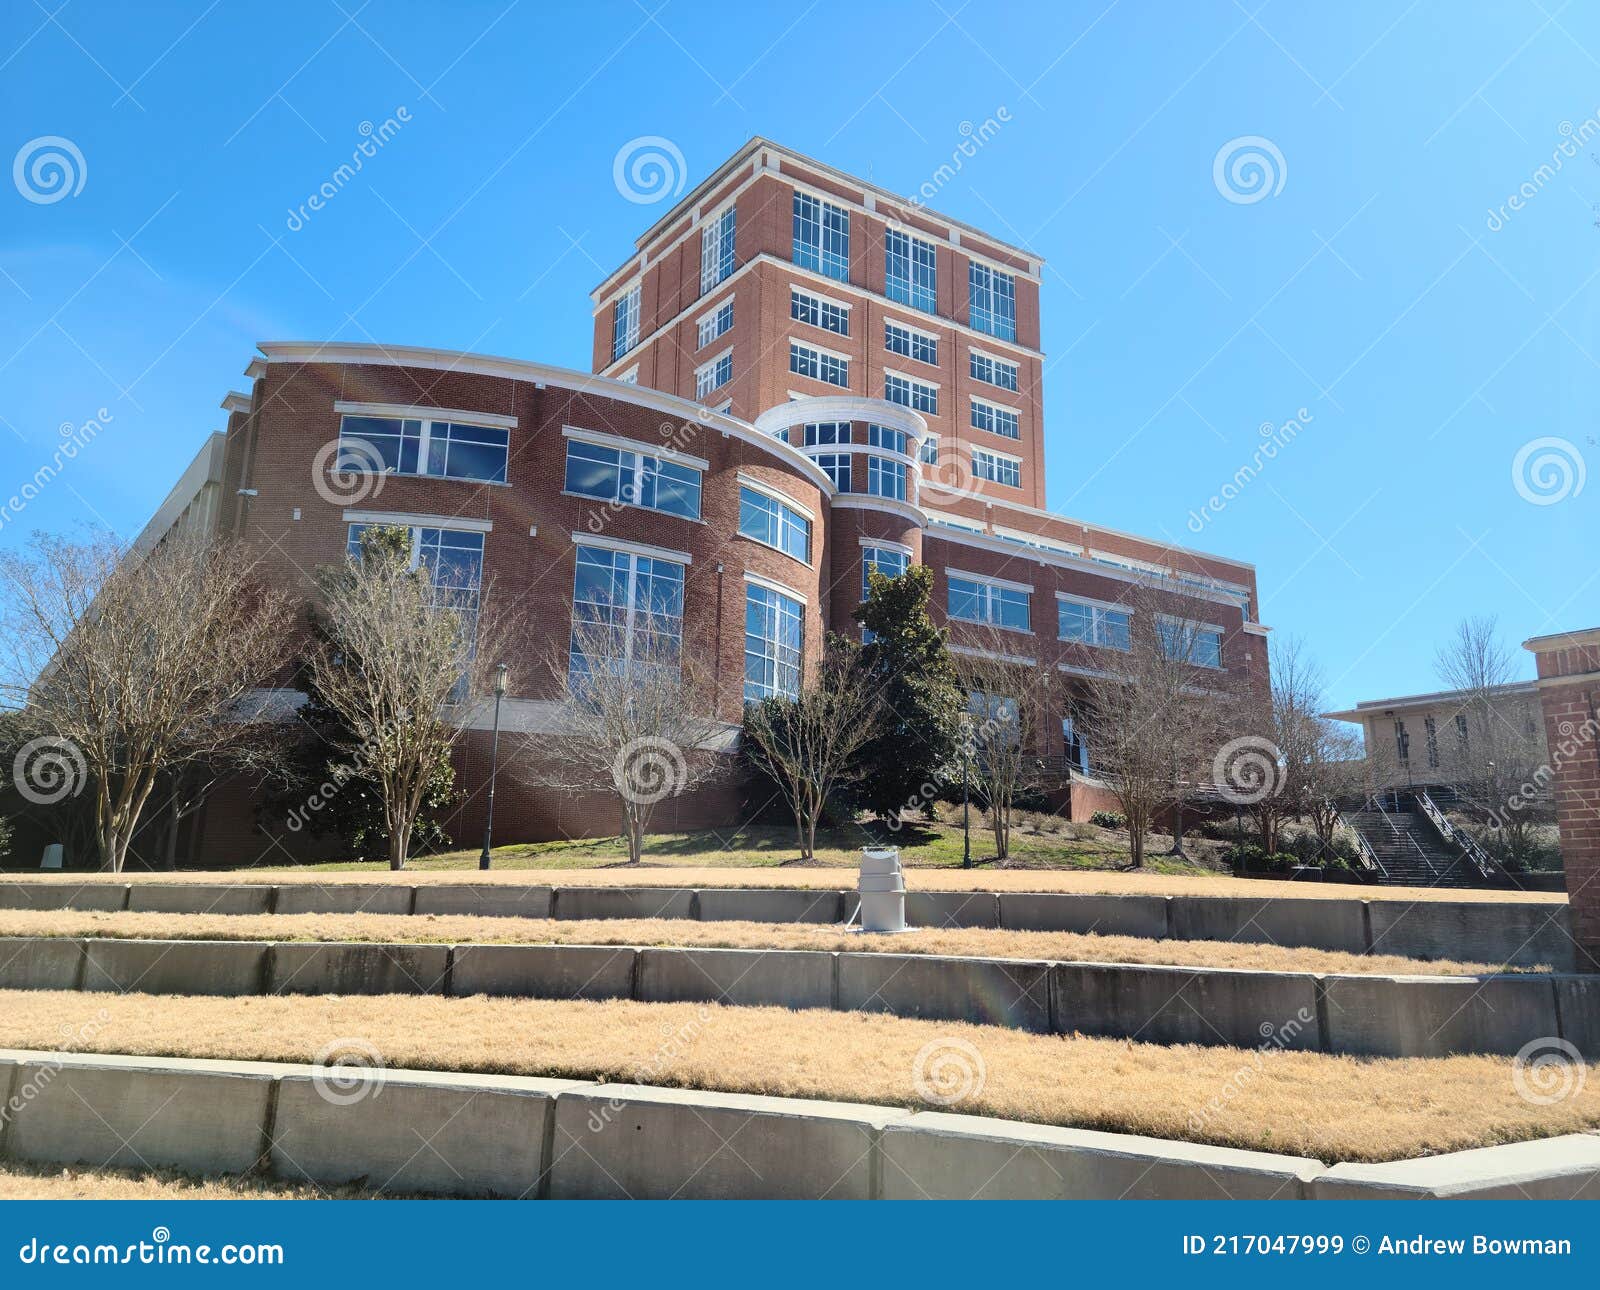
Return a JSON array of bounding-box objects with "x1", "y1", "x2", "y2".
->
[{"x1": 144, "y1": 138, "x2": 1270, "y2": 862}]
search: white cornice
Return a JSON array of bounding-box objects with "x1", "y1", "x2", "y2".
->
[
  {"x1": 334, "y1": 400, "x2": 519, "y2": 430},
  {"x1": 829, "y1": 493, "x2": 928, "y2": 526},
  {"x1": 344, "y1": 509, "x2": 493, "y2": 533},
  {"x1": 220, "y1": 392, "x2": 252, "y2": 415},
  {"x1": 255, "y1": 341, "x2": 839, "y2": 498},
  {"x1": 571, "y1": 531, "x2": 692, "y2": 565}
]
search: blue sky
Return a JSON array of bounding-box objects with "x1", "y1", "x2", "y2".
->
[{"x1": 0, "y1": 0, "x2": 1593, "y2": 710}]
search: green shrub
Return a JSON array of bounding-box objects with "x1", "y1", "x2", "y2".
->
[{"x1": 1089, "y1": 810, "x2": 1125, "y2": 830}]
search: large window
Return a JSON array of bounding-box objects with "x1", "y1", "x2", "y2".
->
[
  {"x1": 861, "y1": 544, "x2": 909, "y2": 599},
  {"x1": 611, "y1": 285, "x2": 640, "y2": 362},
  {"x1": 867, "y1": 423, "x2": 909, "y2": 455},
  {"x1": 884, "y1": 371, "x2": 937, "y2": 414},
  {"x1": 563, "y1": 438, "x2": 702, "y2": 519},
  {"x1": 815, "y1": 452, "x2": 850, "y2": 491},
  {"x1": 790, "y1": 287, "x2": 849, "y2": 336},
  {"x1": 338, "y1": 414, "x2": 509, "y2": 484},
  {"x1": 1063, "y1": 715, "x2": 1090, "y2": 774},
  {"x1": 1057, "y1": 597, "x2": 1130, "y2": 650},
  {"x1": 569, "y1": 543, "x2": 685, "y2": 683},
  {"x1": 803, "y1": 422, "x2": 850, "y2": 447},
  {"x1": 971, "y1": 447, "x2": 1020, "y2": 487},
  {"x1": 885, "y1": 229, "x2": 937, "y2": 312},
  {"x1": 971, "y1": 397, "x2": 1020, "y2": 440},
  {"x1": 696, "y1": 300, "x2": 733, "y2": 349},
  {"x1": 969, "y1": 350, "x2": 1019, "y2": 392},
  {"x1": 867, "y1": 455, "x2": 907, "y2": 501},
  {"x1": 948, "y1": 574, "x2": 1030, "y2": 631},
  {"x1": 745, "y1": 582, "x2": 804, "y2": 701},
  {"x1": 738, "y1": 484, "x2": 811, "y2": 563},
  {"x1": 1156, "y1": 618, "x2": 1224, "y2": 669},
  {"x1": 792, "y1": 192, "x2": 849, "y2": 281},
  {"x1": 696, "y1": 351, "x2": 733, "y2": 399},
  {"x1": 790, "y1": 340, "x2": 849, "y2": 387},
  {"x1": 346, "y1": 523, "x2": 484, "y2": 613},
  {"x1": 885, "y1": 319, "x2": 937, "y2": 365},
  {"x1": 968, "y1": 262, "x2": 1017, "y2": 341},
  {"x1": 700, "y1": 206, "x2": 736, "y2": 293}
]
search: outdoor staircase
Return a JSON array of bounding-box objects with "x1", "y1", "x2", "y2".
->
[{"x1": 1343, "y1": 808, "x2": 1493, "y2": 889}]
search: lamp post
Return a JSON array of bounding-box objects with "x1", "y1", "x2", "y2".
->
[
  {"x1": 960, "y1": 717, "x2": 973, "y2": 869},
  {"x1": 478, "y1": 662, "x2": 508, "y2": 871}
]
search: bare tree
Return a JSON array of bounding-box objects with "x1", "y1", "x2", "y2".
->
[
  {"x1": 309, "y1": 525, "x2": 514, "y2": 870},
  {"x1": 0, "y1": 530, "x2": 291, "y2": 872},
  {"x1": 743, "y1": 639, "x2": 883, "y2": 861},
  {"x1": 522, "y1": 613, "x2": 726, "y2": 865},
  {"x1": 1077, "y1": 584, "x2": 1236, "y2": 868},
  {"x1": 949, "y1": 633, "x2": 1054, "y2": 864},
  {"x1": 1266, "y1": 637, "x2": 1364, "y2": 855},
  {"x1": 1434, "y1": 615, "x2": 1548, "y2": 859}
]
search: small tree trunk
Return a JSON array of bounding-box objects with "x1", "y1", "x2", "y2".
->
[{"x1": 1167, "y1": 802, "x2": 1187, "y2": 857}]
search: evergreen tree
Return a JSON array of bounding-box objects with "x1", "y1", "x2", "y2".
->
[{"x1": 849, "y1": 566, "x2": 962, "y2": 822}]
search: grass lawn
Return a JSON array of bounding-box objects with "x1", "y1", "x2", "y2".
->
[
  {"x1": 0, "y1": 908, "x2": 1542, "y2": 975},
  {"x1": 4, "y1": 988, "x2": 1596, "y2": 1165},
  {"x1": 0, "y1": 1162, "x2": 377, "y2": 1200},
  {"x1": 251, "y1": 818, "x2": 1230, "y2": 876}
]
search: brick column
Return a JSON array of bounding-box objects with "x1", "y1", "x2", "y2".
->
[{"x1": 1524, "y1": 628, "x2": 1600, "y2": 969}]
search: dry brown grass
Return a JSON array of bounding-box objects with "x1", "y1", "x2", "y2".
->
[
  {"x1": 0, "y1": 1162, "x2": 378, "y2": 1200},
  {"x1": 4, "y1": 867, "x2": 1564, "y2": 903},
  {"x1": 0, "y1": 908, "x2": 1537, "y2": 975},
  {"x1": 3, "y1": 989, "x2": 1596, "y2": 1165}
]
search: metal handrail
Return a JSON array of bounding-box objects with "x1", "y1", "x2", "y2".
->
[
  {"x1": 1336, "y1": 801, "x2": 1390, "y2": 880},
  {"x1": 1418, "y1": 789, "x2": 1497, "y2": 881},
  {"x1": 1360, "y1": 794, "x2": 1443, "y2": 880}
]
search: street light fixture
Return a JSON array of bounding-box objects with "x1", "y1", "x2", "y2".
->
[{"x1": 479, "y1": 662, "x2": 508, "y2": 871}]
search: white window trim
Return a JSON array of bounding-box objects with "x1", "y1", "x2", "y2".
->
[
  {"x1": 334, "y1": 401, "x2": 517, "y2": 430},
  {"x1": 743, "y1": 569, "x2": 808, "y2": 606},
  {"x1": 883, "y1": 366, "x2": 941, "y2": 389},
  {"x1": 790, "y1": 284, "x2": 853, "y2": 313},
  {"x1": 858, "y1": 535, "x2": 914, "y2": 557},
  {"x1": 1055, "y1": 590, "x2": 1134, "y2": 614},
  {"x1": 948, "y1": 643, "x2": 1036, "y2": 667},
  {"x1": 993, "y1": 525, "x2": 1079, "y2": 554},
  {"x1": 1156, "y1": 612, "x2": 1226, "y2": 635},
  {"x1": 695, "y1": 298, "x2": 734, "y2": 348},
  {"x1": 571, "y1": 532, "x2": 692, "y2": 566},
  {"x1": 968, "y1": 344, "x2": 1019, "y2": 369},
  {"x1": 971, "y1": 394, "x2": 1022, "y2": 419},
  {"x1": 884, "y1": 315, "x2": 940, "y2": 343},
  {"x1": 561, "y1": 424, "x2": 710, "y2": 472},
  {"x1": 614, "y1": 363, "x2": 640, "y2": 384},
  {"x1": 736, "y1": 470, "x2": 816, "y2": 521},
  {"x1": 695, "y1": 347, "x2": 734, "y2": 387},
  {"x1": 343, "y1": 509, "x2": 493, "y2": 533},
  {"x1": 604, "y1": 276, "x2": 641, "y2": 309},
  {"x1": 944, "y1": 567, "x2": 1033, "y2": 595},
  {"x1": 971, "y1": 446, "x2": 1022, "y2": 466},
  {"x1": 787, "y1": 335, "x2": 851, "y2": 363}
]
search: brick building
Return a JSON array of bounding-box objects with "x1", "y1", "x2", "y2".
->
[{"x1": 146, "y1": 138, "x2": 1270, "y2": 862}]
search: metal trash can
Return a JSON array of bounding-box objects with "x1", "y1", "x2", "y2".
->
[
  {"x1": 858, "y1": 846, "x2": 906, "y2": 933},
  {"x1": 39, "y1": 844, "x2": 63, "y2": 870}
]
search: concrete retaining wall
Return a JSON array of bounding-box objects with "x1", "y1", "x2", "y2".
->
[
  {"x1": 267, "y1": 942, "x2": 450, "y2": 996},
  {"x1": 0, "y1": 934, "x2": 1591, "y2": 1059},
  {"x1": 0, "y1": 937, "x2": 83, "y2": 990},
  {"x1": 1051, "y1": 961, "x2": 1321, "y2": 1051},
  {"x1": 1320, "y1": 973, "x2": 1562, "y2": 1058},
  {"x1": 0, "y1": 1048, "x2": 1590, "y2": 1199},
  {"x1": 0, "y1": 879, "x2": 1578, "y2": 969},
  {"x1": 82, "y1": 938, "x2": 268, "y2": 997}
]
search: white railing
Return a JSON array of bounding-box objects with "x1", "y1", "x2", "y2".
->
[{"x1": 1418, "y1": 789, "x2": 1497, "y2": 882}]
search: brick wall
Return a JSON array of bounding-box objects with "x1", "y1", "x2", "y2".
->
[{"x1": 1524, "y1": 628, "x2": 1600, "y2": 966}]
